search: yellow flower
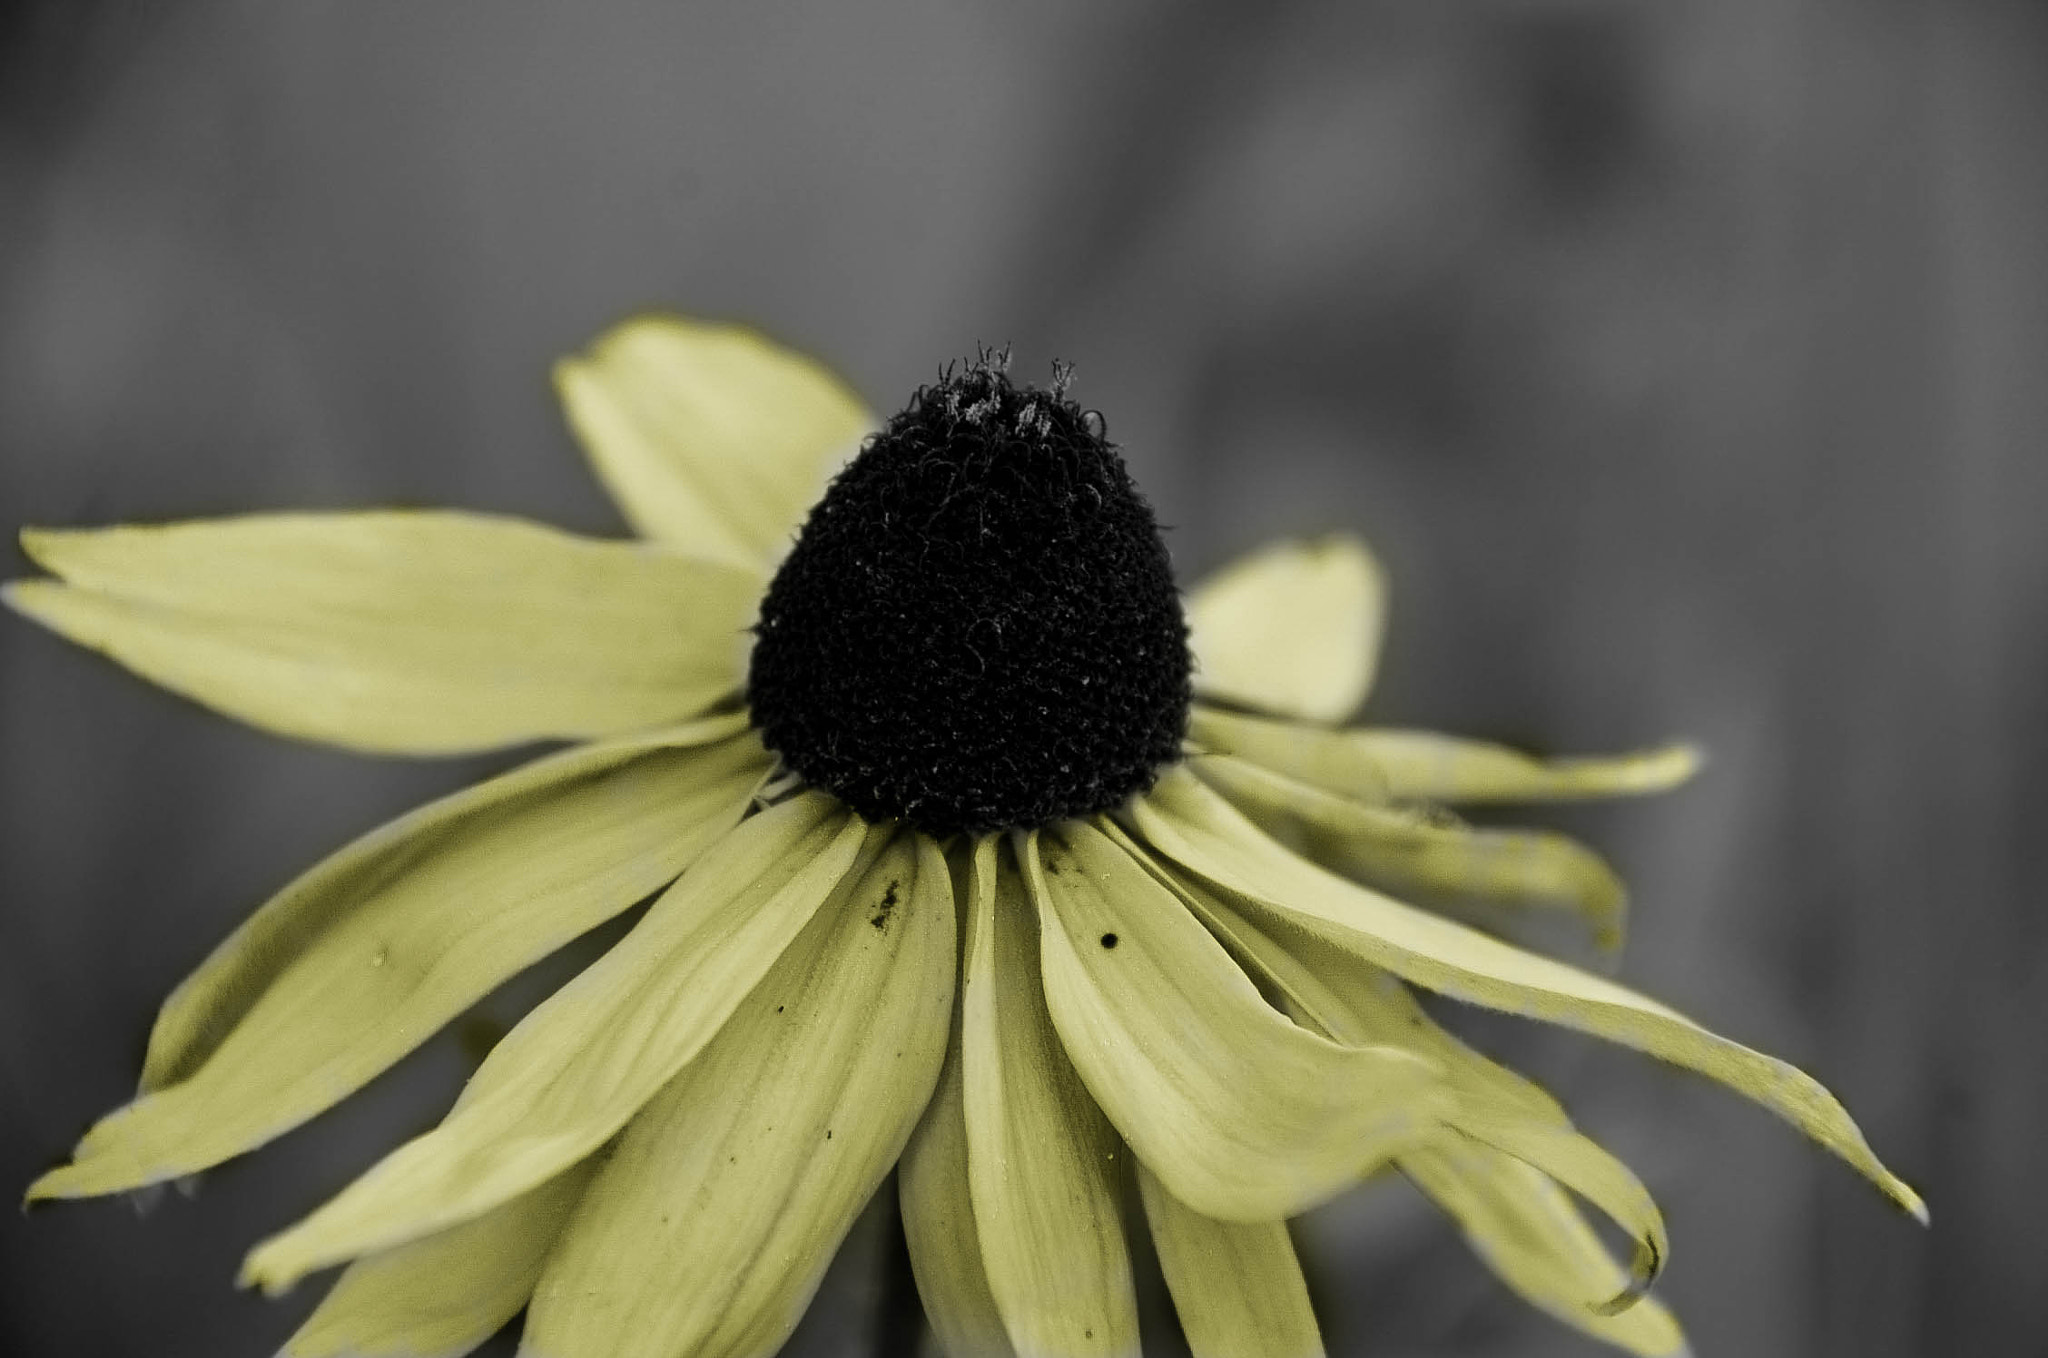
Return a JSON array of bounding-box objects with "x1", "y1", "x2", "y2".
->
[{"x1": 8, "y1": 315, "x2": 1921, "y2": 1358}]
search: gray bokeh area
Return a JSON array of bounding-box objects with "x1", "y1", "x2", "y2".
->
[{"x1": 2, "y1": 3, "x2": 2041, "y2": 1355}]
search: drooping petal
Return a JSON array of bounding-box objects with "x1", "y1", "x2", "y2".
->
[
  {"x1": 1026, "y1": 821, "x2": 1441, "y2": 1221},
  {"x1": 962, "y1": 837, "x2": 1140, "y2": 1358},
  {"x1": 6, "y1": 512, "x2": 758, "y2": 754},
  {"x1": 283, "y1": 1154, "x2": 601, "y2": 1358},
  {"x1": 29, "y1": 717, "x2": 765, "y2": 1201},
  {"x1": 1125, "y1": 847, "x2": 1669, "y2": 1306},
  {"x1": 1126, "y1": 768, "x2": 1927, "y2": 1223},
  {"x1": 1194, "y1": 754, "x2": 1629, "y2": 952},
  {"x1": 1185, "y1": 536, "x2": 1386, "y2": 723},
  {"x1": 1254, "y1": 929, "x2": 1668, "y2": 1306},
  {"x1": 241, "y1": 793, "x2": 870, "y2": 1290},
  {"x1": 1433, "y1": 1118, "x2": 1666, "y2": 1313},
  {"x1": 1136, "y1": 1165, "x2": 1324, "y2": 1358},
  {"x1": 555, "y1": 314, "x2": 874, "y2": 570},
  {"x1": 1189, "y1": 707, "x2": 1699, "y2": 808},
  {"x1": 1148, "y1": 867, "x2": 1565, "y2": 1131},
  {"x1": 1403, "y1": 1143, "x2": 1688, "y2": 1357},
  {"x1": 900, "y1": 961, "x2": 1015, "y2": 1358},
  {"x1": 525, "y1": 832, "x2": 954, "y2": 1358}
]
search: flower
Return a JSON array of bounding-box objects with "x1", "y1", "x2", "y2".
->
[{"x1": 9, "y1": 315, "x2": 1922, "y2": 1358}]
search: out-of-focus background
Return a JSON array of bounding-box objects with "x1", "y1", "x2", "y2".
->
[{"x1": 2, "y1": 3, "x2": 2041, "y2": 1355}]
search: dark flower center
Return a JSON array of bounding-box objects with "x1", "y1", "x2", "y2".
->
[{"x1": 747, "y1": 354, "x2": 1191, "y2": 835}]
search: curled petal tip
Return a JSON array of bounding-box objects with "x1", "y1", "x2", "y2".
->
[
  {"x1": 1590, "y1": 1231, "x2": 1663, "y2": 1317},
  {"x1": 236, "y1": 1252, "x2": 292, "y2": 1298},
  {"x1": 1589, "y1": 1279, "x2": 1650, "y2": 1319},
  {"x1": 238, "y1": 1234, "x2": 299, "y2": 1294}
]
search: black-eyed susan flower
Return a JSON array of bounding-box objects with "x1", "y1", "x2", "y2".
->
[{"x1": 11, "y1": 316, "x2": 1922, "y2": 1358}]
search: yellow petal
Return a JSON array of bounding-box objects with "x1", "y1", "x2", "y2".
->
[
  {"x1": 241, "y1": 794, "x2": 870, "y2": 1289},
  {"x1": 1185, "y1": 536, "x2": 1386, "y2": 723},
  {"x1": 1187, "y1": 707, "x2": 1393, "y2": 801},
  {"x1": 962, "y1": 837, "x2": 1139, "y2": 1358},
  {"x1": 1189, "y1": 707, "x2": 1699, "y2": 807},
  {"x1": 1169, "y1": 879, "x2": 1669, "y2": 1311},
  {"x1": 29, "y1": 717, "x2": 764, "y2": 1201},
  {"x1": 1195, "y1": 755, "x2": 1629, "y2": 952},
  {"x1": 1150, "y1": 870, "x2": 1564, "y2": 1130},
  {"x1": 1349, "y1": 727, "x2": 1699, "y2": 805},
  {"x1": 283, "y1": 1154, "x2": 601, "y2": 1358},
  {"x1": 900, "y1": 967, "x2": 1016, "y2": 1358},
  {"x1": 1026, "y1": 822, "x2": 1441, "y2": 1221},
  {"x1": 142, "y1": 712, "x2": 753, "y2": 1091},
  {"x1": 556, "y1": 314, "x2": 874, "y2": 571},
  {"x1": 6, "y1": 512, "x2": 758, "y2": 754},
  {"x1": 1441, "y1": 1118, "x2": 1666, "y2": 1313},
  {"x1": 1403, "y1": 1142, "x2": 1689, "y2": 1357},
  {"x1": 1136, "y1": 1165, "x2": 1324, "y2": 1358},
  {"x1": 525, "y1": 832, "x2": 954, "y2": 1358},
  {"x1": 1127, "y1": 768, "x2": 1927, "y2": 1223}
]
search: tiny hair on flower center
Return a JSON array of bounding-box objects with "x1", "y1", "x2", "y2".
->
[{"x1": 747, "y1": 352, "x2": 1192, "y2": 835}]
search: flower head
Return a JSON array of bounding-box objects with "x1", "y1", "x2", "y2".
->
[
  {"x1": 749, "y1": 351, "x2": 1189, "y2": 833},
  {"x1": 10, "y1": 314, "x2": 1922, "y2": 1358}
]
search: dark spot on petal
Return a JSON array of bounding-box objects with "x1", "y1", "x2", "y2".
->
[{"x1": 1100, "y1": 932, "x2": 1119, "y2": 949}]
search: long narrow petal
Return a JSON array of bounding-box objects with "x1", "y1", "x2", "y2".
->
[
  {"x1": 525, "y1": 832, "x2": 954, "y2": 1358},
  {"x1": 555, "y1": 314, "x2": 873, "y2": 570},
  {"x1": 5, "y1": 512, "x2": 756, "y2": 754},
  {"x1": 1148, "y1": 868, "x2": 1564, "y2": 1130},
  {"x1": 1126, "y1": 768, "x2": 1927, "y2": 1222},
  {"x1": 1185, "y1": 536, "x2": 1386, "y2": 723},
  {"x1": 1403, "y1": 1143, "x2": 1688, "y2": 1357},
  {"x1": 1186, "y1": 707, "x2": 1393, "y2": 801},
  {"x1": 1439, "y1": 1119, "x2": 1666, "y2": 1313},
  {"x1": 283, "y1": 1154, "x2": 601, "y2": 1358},
  {"x1": 1275, "y1": 925, "x2": 1668, "y2": 1307},
  {"x1": 900, "y1": 968, "x2": 1016, "y2": 1358},
  {"x1": 29, "y1": 718, "x2": 764, "y2": 1201},
  {"x1": 1159, "y1": 878, "x2": 1668, "y2": 1308},
  {"x1": 1027, "y1": 822, "x2": 1440, "y2": 1221},
  {"x1": 142, "y1": 712, "x2": 752, "y2": 1091},
  {"x1": 241, "y1": 794, "x2": 869, "y2": 1289},
  {"x1": 1136, "y1": 1165, "x2": 1324, "y2": 1358},
  {"x1": 1352, "y1": 730, "x2": 1699, "y2": 804},
  {"x1": 1191, "y1": 709, "x2": 1697, "y2": 807},
  {"x1": 962, "y1": 837, "x2": 1139, "y2": 1358},
  {"x1": 1195, "y1": 755, "x2": 1629, "y2": 951}
]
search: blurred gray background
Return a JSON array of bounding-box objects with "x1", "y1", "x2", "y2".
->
[{"x1": 2, "y1": 2, "x2": 2041, "y2": 1355}]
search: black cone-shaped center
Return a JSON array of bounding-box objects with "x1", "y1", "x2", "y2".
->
[{"x1": 748, "y1": 357, "x2": 1191, "y2": 835}]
